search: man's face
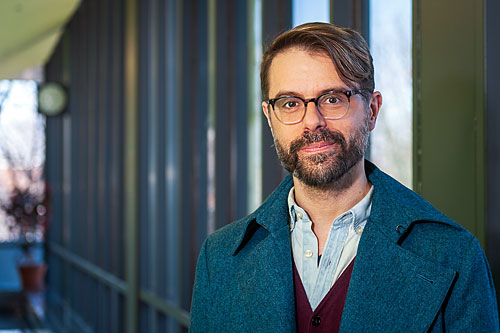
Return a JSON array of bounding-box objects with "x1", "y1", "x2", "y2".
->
[{"x1": 262, "y1": 48, "x2": 380, "y2": 188}]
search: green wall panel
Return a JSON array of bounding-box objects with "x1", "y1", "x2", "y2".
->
[{"x1": 413, "y1": 0, "x2": 485, "y2": 245}]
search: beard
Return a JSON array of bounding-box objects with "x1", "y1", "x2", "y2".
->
[{"x1": 273, "y1": 120, "x2": 369, "y2": 189}]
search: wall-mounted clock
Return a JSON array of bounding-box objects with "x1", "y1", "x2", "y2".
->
[{"x1": 38, "y1": 82, "x2": 67, "y2": 116}]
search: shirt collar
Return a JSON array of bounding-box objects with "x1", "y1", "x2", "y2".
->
[
  {"x1": 287, "y1": 187, "x2": 301, "y2": 231},
  {"x1": 287, "y1": 185, "x2": 374, "y2": 232}
]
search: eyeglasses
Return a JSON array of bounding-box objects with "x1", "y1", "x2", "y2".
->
[{"x1": 266, "y1": 89, "x2": 367, "y2": 124}]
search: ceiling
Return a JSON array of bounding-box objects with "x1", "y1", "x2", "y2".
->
[{"x1": 0, "y1": 0, "x2": 81, "y2": 80}]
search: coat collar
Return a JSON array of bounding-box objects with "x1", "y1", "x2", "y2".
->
[
  {"x1": 233, "y1": 160, "x2": 457, "y2": 255},
  {"x1": 231, "y1": 174, "x2": 293, "y2": 255},
  {"x1": 363, "y1": 160, "x2": 457, "y2": 241}
]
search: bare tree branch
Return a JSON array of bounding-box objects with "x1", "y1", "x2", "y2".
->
[
  {"x1": 0, "y1": 81, "x2": 12, "y2": 115},
  {"x1": 0, "y1": 81, "x2": 44, "y2": 190}
]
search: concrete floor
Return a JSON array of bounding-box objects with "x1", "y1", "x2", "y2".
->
[{"x1": 0, "y1": 292, "x2": 29, "y2": 330}]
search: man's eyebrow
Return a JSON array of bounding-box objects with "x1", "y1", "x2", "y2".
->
[
  {"x1": 273, "y1": 91, "x2": 301, "y2": 98},
  {"x1": 272, "y1": 87, "x2": 349, "y2": 99}
]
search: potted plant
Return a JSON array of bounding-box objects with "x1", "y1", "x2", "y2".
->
[{"x1": 1, "y1": 183, "x2": 49, "y2": 292}]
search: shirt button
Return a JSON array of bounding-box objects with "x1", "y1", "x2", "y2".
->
[
  {"x1": 311, "y1": 316, "x2": 321, "y2": 326},
  {"x1": 304, "y1": 250, "x2": 313, "y2": 258},
  {"x1": 355, "y1": 226, "x2": 363, "y2": 235},
  {"x1": 296, "y1": 211, "x2": 303, "y2": 219}
]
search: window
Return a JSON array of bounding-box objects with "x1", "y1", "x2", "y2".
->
[{"x1": 369, "y1": 0, "x2": 413, "y2": 188}]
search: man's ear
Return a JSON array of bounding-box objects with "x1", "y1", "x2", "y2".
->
[
  {"x1": 262, "y1": 101, "x2": 273, "y2": 130},
  {"x1": 368, "y1": 91, "x2": 382, "y2": 131}
]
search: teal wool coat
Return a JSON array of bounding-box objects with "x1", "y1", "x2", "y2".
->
[{"x1": 190, "y1": 161, "x2": 499, "y2": 332}]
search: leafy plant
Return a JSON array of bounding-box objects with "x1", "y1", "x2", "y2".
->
[{"x1": 1, "y1": 184, "x2": 48, "y2": 245}]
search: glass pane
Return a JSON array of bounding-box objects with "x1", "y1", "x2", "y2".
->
[
  {"x1": 293, "y1": 0, "x2": 330, "y2": 27},
  {"x1": 0, "y1": 80, "x2": 46, "y2": 242},
  {"x1": 369, "y1": 0, "x2": 413, "y2": 188},
  {"x1": 247, "y1": 0, "x2": 263, "y2": 213}
]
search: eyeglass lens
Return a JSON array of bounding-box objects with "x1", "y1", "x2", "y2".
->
[{"x1": 273, "y1": 92, "x2": 349, "y2": 123}]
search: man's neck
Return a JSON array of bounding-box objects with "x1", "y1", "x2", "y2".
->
[{"x1": 292, "y1": 159, "x2": 371, "y2": 252}]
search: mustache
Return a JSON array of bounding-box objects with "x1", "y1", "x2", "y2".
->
[{"x1": 289, "y1": 128, "x2": 347, "y2": 154}]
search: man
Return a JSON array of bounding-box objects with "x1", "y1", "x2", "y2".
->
[{"x1": 190, "y1": 22, "x2": 499, "y2": 332}]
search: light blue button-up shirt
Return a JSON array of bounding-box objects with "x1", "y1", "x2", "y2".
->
[{"x1": 288, "y1": 186, "x2": 373, "y2": 310}]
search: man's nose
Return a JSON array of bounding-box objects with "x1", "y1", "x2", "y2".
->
[{"x1": 302, "y1": 101, "x2": 327, "y2": 131}]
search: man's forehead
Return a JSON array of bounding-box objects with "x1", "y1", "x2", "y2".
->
[{"x1": 267, "y1": 48, "x2": 345, "y2": 95}]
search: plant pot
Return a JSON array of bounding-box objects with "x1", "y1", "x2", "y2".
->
[{"x1": 18, "y1": 263, "x2": 47, "y2": 292}]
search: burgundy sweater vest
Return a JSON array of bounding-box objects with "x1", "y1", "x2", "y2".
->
[{"x1": 293, "y1": 259, "x2": 355, "y2": 333}]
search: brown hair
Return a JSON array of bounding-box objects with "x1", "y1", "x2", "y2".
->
[{"x1": 260, "y1": 22, "x2": 374, "y2": 101}]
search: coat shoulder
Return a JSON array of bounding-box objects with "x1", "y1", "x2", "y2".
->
[
  {"x1": 367, "y1": 161, "x2": 484, "y2": 270},
  {"x1": 402, "y1": 217, "x2": 480, "y2": 270},
  {"x1": 203, "y1": 215, "x2": 253, "y2": 256}
]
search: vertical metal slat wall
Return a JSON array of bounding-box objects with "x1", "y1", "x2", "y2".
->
[
  {"x1": 46, "y1": 0, "x2": 127, "y2": 331},
  {"x1": 44, "y1": 0, "x2": 295, "y2": 331}
]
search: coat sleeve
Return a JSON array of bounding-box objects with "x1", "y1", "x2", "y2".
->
[
  {"x1": 190, "y1": 239, "x2": 212, "y2": 332},
  {"x1": 443, "y1": 236, "x2": 499, "y2": 331}
]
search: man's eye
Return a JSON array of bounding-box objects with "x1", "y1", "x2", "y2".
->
[
  {"x1": 325, "y1": 96, "x2": 340, "y2": 104},
  {"x1": 277, "y1": 98, "x2": 302, "y2": 110},
  {"x1": 284, "y1": 101, "x2": 299, "y2": 108}
]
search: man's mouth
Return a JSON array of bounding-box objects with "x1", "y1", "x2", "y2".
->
[{"x1": 299, "y1": 141, "x2": 337, "y2": 153}]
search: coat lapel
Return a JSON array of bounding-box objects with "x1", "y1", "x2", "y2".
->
[
  {"x1": 340, "y1": 224, "x2": 456, "y2": 331},
  {"x1": 228, "y1": 222, "x2": 296, "y2": 330},
  {"x1": 228, "y1": 176, "x2": 297, "y2": 331}
]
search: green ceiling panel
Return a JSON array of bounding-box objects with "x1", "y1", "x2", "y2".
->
[{"x1": 0, "y1": 0, "x2": 80, "y2": 79}]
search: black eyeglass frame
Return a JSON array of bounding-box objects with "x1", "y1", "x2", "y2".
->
[{"x1": 266, "y1": 89, "x2": 367, "y2": 124}]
